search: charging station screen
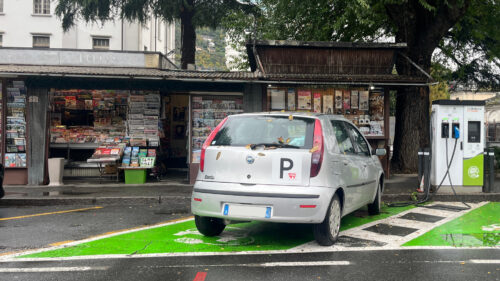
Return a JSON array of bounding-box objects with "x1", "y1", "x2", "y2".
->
[{"x1": 468, "y1": 121, "x2": 481, "y2": 143}]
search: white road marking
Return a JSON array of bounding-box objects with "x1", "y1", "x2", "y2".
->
[
  {"x1": 407, "y1": 207, "x2": 457, "y2": 217},
  {"x1": 139, "y1": 261, "x2": 351, "y2": 268},
  {"x1": 0, "y1": 202, "x2": 493, "y2": 262},
  {"x1": 385, "y1": 218, "x2": 434, "y2": 229},
  {"x1": 293, "y1": 201, "x2": 488, "y2": 249},
  {"x1": 0, "y1": 217, "x2": 194, "y2": 259},
  {"x1": 1, "y1": 246, "x2": 497, "y2": 263},
  {"x1": 260, "y1": 261, "x2": 350, "y2": 267},
  {"x1": 0, "y1": 266, "x2": 108, "y2": 272},
  {"x1": 468, "y1": 259, "x2": 500, "y2": 264}
]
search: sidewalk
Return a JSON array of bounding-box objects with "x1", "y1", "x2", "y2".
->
[{"x1": 1, "y1": 174, "x2": 499, "y2": 206}]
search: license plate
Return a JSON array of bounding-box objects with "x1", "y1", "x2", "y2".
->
[{"x1": 222, "y1": 204, "x2": 272, "y2": 219}]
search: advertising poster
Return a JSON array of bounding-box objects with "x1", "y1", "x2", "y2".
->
[
  {"x1": 335, "y1": 90, "x2": 343, "y2": 110},
  {"x1": 369, "y1": 92, "x2": 384, "y2": 121},
  {"x1": 287, "y1": 88, "x2": 296, "y2": 111},
  {"x1": 313, "y1": 92, "x2": 322, "y2": 113},
  {"x1": 298, "y1": 90, "x2": 311, "y2": 110},
  {"x1": 270, "y1": 89, "x2": 286, "y2": 110},
  {"x1": 323, "y1": 95, "x2": 334, "y2": 114},
  {"x1": 351, "y1": 90, "x2": 359, "y2": 109},
  {"x1": 343, "y1": 90, "x2": 351, "y2": 110},
  {"x1": 359, "y1": 91, "x2": 369, "y2": 111}
]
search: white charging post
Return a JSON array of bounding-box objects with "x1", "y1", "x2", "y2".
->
[{"x1": 431, "y1": 100, "x2": 485, "y2": 188}]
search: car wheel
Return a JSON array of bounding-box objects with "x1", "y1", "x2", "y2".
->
[
  {"x1": 313, "y1": 194, "x2": 342, "y2": 246},
  {"x1": 195, "y1": 215, "x2": 226, "y2": 236},
  {"x1": 368, "y1": 181, "x2": 382, "y2": 215}
]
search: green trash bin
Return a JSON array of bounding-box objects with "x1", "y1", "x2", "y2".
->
[{"x1": 124, "y1": 169, "x2": 147, "y2": 184}]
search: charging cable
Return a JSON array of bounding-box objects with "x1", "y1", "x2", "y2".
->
[
  {"x1": 431, "y1": 137, "x2": 471, "y2": 209},
  {"x1": 388, "y1": 121, "x2": 471, "y2": 209}
]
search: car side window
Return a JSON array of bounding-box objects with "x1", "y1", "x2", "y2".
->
[
  {"x1": 330, "y1": 120, "x2": 356, "y2": 154},
  {"x1": 344, "y1": 122, "x2": 370, "y2": 157}
]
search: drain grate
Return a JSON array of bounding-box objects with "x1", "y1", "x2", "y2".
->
[
  {"x1": 421, "y1": 204, "x2": 468, "y2": 212},
  {"x1": 364, "y1": 223, "x2": 419, "y2": 236},
  {"x1": 399, "y1": 212, "x2": 445, "y2": 223}
]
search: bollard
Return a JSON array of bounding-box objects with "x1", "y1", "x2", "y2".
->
[
  {"x1": 423, "y1": 148, "x2": 430, "y2": 193},
  {"x1": 484, "y1": 148, "x2": 490, "y2": 193},
  {"x1": 488, "y1": 148, "x2": 496, "y2": 193},
  {"x1": 418, "y1": 148, "x2": 424, "y2": 185}
]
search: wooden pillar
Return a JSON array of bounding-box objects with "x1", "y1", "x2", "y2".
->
[
  {"x1": 243, "y1": 83, "x2": 264, "y2": 113},
  {"x1": 27, "y1": 88, "x2": 48, "y2": 185}
]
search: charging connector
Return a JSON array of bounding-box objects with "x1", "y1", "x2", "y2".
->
[
  {"x1": 441, "y1": 122, "x2": 449, "y2": 138},
  {"x1": 452, "y1": 123, "x2": 460, "y2": 139}
]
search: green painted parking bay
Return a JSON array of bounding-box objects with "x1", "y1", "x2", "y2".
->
[{"x1": 21, "y1": 205, "x2": 414, "y2": 258}]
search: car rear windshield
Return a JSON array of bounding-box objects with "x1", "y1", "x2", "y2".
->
[{"x1": 211, "y1": 115, "x2": 315, "y2": 149}]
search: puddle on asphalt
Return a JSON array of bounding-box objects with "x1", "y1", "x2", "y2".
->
[
  {"x1": 441, "y1": 233, "x2": 500, "y2": 247},
  {"x1": 42, "y1": 191, "x2": 94, "y2": 196}
]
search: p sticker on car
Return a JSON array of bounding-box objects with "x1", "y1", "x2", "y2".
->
[{"x1": 272, "y1": 156, "x2": 302, "y2": 183}]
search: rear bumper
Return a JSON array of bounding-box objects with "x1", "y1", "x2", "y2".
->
[{"x1": 191, "y1": 181, "x2": 335, "y2": 224}]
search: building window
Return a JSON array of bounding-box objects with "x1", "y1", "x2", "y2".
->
[
  {"x1": 0, "y1": 0, "x2": 4, "y2": 13},
  {"x1": 92, "y1": 37, "x2": 109, "y2": 50},
  {"x1": 32, "y1": 35, "x2": 50, "y2": 48},
  {"x1": 0, "y1": 35, "x2": 3, "y2": 47},
  {"x1": 158, "y1": 22, "x2": 162, "y2": 41},
  {"x1": 33, "y1": 0, "x2": 50, "y2": 15}
]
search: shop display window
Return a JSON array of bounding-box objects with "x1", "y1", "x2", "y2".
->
[
  {"x1": 190, "y1": 95, "x2": 244, "y2": 163},
  {"x1": 5, "y1": 81, "x2": 27, "y2": 167},
  {"x1": 50, "y1": 89, "x2": 129, "y2": 144},
  {"x1": 267, "y1": 87, "x2": 385, "y2": 137},
  {"x1": 49, "y1": 89, "x2": 161, "y2": 173}
]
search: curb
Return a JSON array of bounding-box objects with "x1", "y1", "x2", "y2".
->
[
  {"x1": 0, "y1": 196, "x2": 192, "y2": 206},
  {"x1": 382, "y1": 193, "x2": 500, "y2": 203},
  {"x1": 1, "y1": 193, "x2": 499, "y2": 206}
]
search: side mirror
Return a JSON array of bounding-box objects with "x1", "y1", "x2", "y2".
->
[{"x1": 374, "y1": 148, "x2": 387, "y2": 156}]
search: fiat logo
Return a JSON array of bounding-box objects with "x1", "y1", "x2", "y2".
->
[{"x1": 246, "y1": 155, "x2": 255, "y2": 164}]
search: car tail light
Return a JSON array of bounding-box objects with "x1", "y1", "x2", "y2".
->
[
  {"x1": 200, "y1": 117, "x2": 228, "y2": 172},
  {"x1": 310, "y1": 119, "x2": 324, "y2": 177}
]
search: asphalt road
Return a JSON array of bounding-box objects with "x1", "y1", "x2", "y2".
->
[
  {"x1": 0, "y1": 249, "x2": 498, "y2": 281},
  {"x1": 0, "y1": 202, "x2": 190, "y2": 254},
  {"x1": 1, "y1": 203, "x2": 498, "y2": 281}
]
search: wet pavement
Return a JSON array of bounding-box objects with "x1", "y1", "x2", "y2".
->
[
  {"x1": 0, "y1": 201, "x2": 498, "y2": 280},
  {"x1": 0, "y1": 204, "x2": 190, "y2": 255},
  {"x1": 0, "y1": 249, "x2": 498, "y2": 281}
]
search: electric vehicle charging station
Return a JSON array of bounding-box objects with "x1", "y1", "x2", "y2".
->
[{"x1": 431, "y1": 100, "x2": 486, "y2": 188}]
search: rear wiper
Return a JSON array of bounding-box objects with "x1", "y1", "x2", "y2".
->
[{"x1": 250, "y1": 143, "x2": 300, "y2": 150}]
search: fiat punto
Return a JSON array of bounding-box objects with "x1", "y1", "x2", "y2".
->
[{"x1": 191, "y1": 112, "x2": 386, "y2": 246}]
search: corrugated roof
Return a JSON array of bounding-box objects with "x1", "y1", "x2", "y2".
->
[
  {"x1": 247, "y1": 40, "x2": 407, "y2": 49},
  {"x1": 0, "y1": 64, "x2": 257, "y2": 81},
  {"x1": 0, "y1": 64, "x2": 429, "y2": 85}
]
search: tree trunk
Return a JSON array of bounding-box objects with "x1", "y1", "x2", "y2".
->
[
  {"x1": 391, "y1": 44, "x2": 433, "y2": 173},
  {"x1": 386, "y1": 0, "x2": 470, "y2": 173},
  {"x1": 391, "y1": 85, "x2": 430, "y2": 173},
  {"x1": 180, "y1": 1, "x2": 196, "y2": 70}
]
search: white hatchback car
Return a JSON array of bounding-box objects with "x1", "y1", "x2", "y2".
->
[{"x1": 191, "y1": 112, "x2": 386, "y2": 246}]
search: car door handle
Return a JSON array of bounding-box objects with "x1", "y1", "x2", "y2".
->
[{"x1": 343, "y1": 161, "x2": 349, "y2": 166}]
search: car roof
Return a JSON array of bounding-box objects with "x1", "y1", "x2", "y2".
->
[{"x1": 232, "y1": 111, "x2": 348, "y2": 121}]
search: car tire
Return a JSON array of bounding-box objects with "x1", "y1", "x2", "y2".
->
[
  {"x1": 368, "y1": 181, "x2": 382, "y2": 215},
  {"x1": 313, "y1": 194, "x2": 342, "y2": 246},
  {"x1": 195, "y1": 215, "x2": 226, "y2": 236}
]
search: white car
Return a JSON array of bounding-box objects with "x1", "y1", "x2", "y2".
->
[{"x1": 191, "y1": 112, "x2": 386, "y2": 246}]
